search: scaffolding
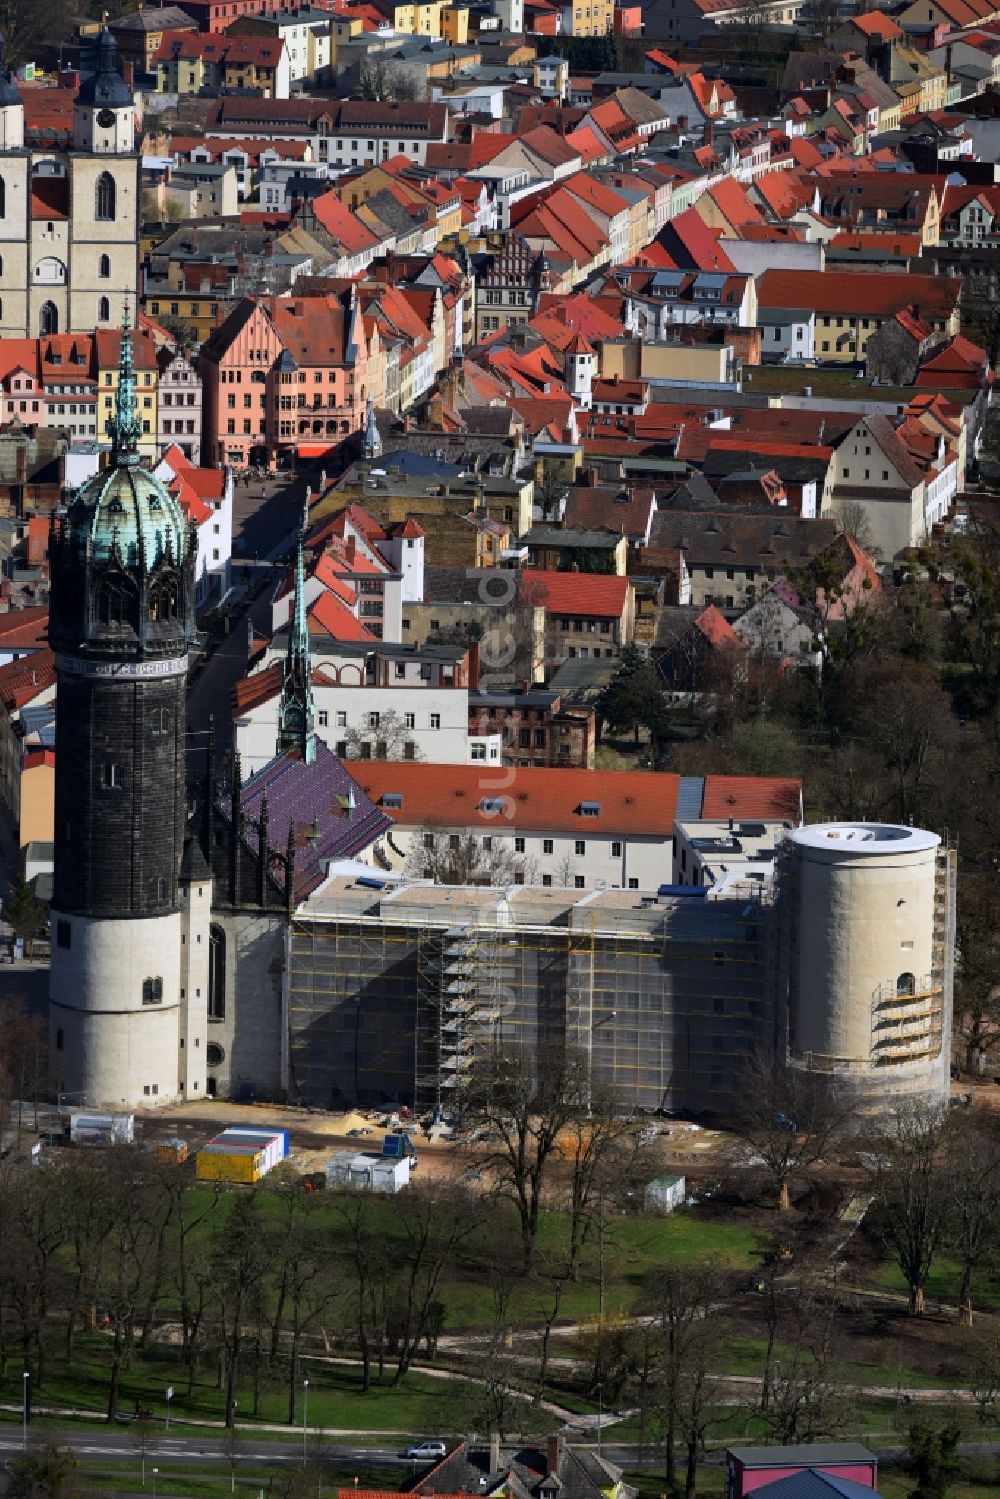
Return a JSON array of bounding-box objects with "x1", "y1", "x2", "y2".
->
[{"x1": 413, "y1": 917, "x2": 509, "y2": 1121}]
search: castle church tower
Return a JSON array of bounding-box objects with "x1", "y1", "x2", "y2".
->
[{"x1": 48, "y1": 314, "x2": 198, "y2": 1109}]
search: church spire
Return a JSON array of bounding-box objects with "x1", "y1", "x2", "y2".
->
[
  {"x1": 277, "y1": 519, "x2": 316, "y2": 764},
  {"x1": 107, "y1": 305, "x2": 141, "y2": 466}
]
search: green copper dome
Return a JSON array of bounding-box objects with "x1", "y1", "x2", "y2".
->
[
  {"x1": 65, "y1": 307, "x2": 187, "y2": 569},
  {"x1": 75, "y1": 462, "x2": 187, "y2": 570}
]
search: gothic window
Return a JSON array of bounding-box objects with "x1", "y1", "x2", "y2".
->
[
  {"x1": 150, "y1": 582, "x2": 178, "y2": 622},
  {"x1": 99, "y1": 253, "x2": 111, "y2": 278},
  {"x1": 148, "y1": 876, "x2": 166, "y2": 903},
  {"x1": 101, "y1": 763, "x2": 123, "y2": 790},
  {"x1": 98, "y1": 296, "x2": 110, "y2": 321},
  {"x1": 39, "y1": 301, "x2": 58, "y2": 336},
  {"x1": 208, "y1": 924, "x2": 226, "y2": 1021},
  {"x1": 150, "y1": 707, "x2": 172, "y2": 735},
  {"x1": 141, "y1": 977, "x2": 164, "y2": 1005},
  {"x1": 97, "y1": 581, "x2": 126, "y2": 626},
  {"x1": 95, "y1": 171, "x2": 116, "y2": 222}
]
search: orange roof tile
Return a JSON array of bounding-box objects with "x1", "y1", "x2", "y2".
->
[
  {"x1": 349, "y1": 762, "x2": 679, "y2": 837},
  {"x1": 701, "y1": 775, "x2": 802, "y2": 822},
  {"x1": 519, "y1": 569, "x2": 629, "y2": 618}
]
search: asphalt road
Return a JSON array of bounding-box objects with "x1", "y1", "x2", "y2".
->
[
  {"x1": 0, "y1": 1431, "x2": 409, "y2": 1467},
  {"x1": 3, "y1": 1431, "x2": 1000, "y2": 1471}
]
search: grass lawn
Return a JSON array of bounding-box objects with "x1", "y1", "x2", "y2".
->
[
  {"x1": 176, "y1": 1191, "x2": 757, "y2": 1335},
  {"x1": 0, "y1": 1340, "x2": 477, "y2": 1436},
  {"x1": 876, "y1": 1257, "x2": 1000, "y2": 1314}
]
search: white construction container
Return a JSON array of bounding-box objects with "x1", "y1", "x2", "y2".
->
[
  {"x1": 325, "y1": 1150, "x2": 410, "y2": 1193},
  {"x1": 69, "y1": 1112, "x2": 134, "y2": 1146}
]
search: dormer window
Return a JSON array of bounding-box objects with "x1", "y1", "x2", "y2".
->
[{"x1": 579, "y1": 801, "x2": 601, "y2": 817}]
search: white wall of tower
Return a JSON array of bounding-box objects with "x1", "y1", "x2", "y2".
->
[{"x1": 49, "y1": 910, "x2": 183, "y2": 1109}]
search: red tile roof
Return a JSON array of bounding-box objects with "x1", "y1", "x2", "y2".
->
[
  {"x1": 693, "y1": 604, "x2": 744, "y2": 650},
  {"x1": 0, "y1": 607, "x2": 48, "y2": 650},
  {"x1": 234, "y1": 661, "x2": 283, "y2": 716},
  {"x1": 701, "y1": 775, "x2": 802, "y2": 822},
  {"x1": 0, "y1": 648, "x2": 56, "y2": 712},
  {"x1": 756, "y1": 268, "x2": 960, "y2": 320},
  {"x1": 350, "y1": 762, "x2": 680, "y2": 836},
  {"x1": 520, "y1": 569, "x2": 629, "y2": 618}
]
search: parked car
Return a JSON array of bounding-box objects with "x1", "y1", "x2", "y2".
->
[{"x1": 405, "y1": 1441, "x2": 447, "y2": 1461}]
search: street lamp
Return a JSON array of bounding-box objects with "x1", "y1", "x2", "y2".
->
[
  {"x1": 165, "y1": 1386, "x2": 174, "y2": 1432},
  {"x1": 153, "y1": 1468, "x2": 159, "y2": 1499},
  {"x1": 595, "y1": 1382, "x2": 603, "y2": 1462},
  {"x1": 22, "y1": 1371, "x2": 29, "y2": 1451},
  {"x1": 302, "y1": 1378, "x2": 309, "y2": 1467}
]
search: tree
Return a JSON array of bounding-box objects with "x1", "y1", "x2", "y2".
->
[
  {"x1": 358, "y1": 56, "x2": 421, "y2": 101},
  {"x1": 597, "y1": 645, "x2": 671, "y2": 748},
  {"x1": 953, "y1": 873, "x2": 1000, "y2": 1076},
  {"x1": 645, "y1": 1264, "x2": 716, "y2": 1496},
  {"x1": 731, "y1": 1051, "x2": 847, "y2": 1212},
  {"x1": 536, "y1": 467, "x2": 568, "y2": 524},
  {"x1": 833, "y1": 499, "x2": 877, "y2": 558},
  {"x1": 388, "y1": 1183, "x2": 479, "y2": 1384},
  {"x1": 0, "y1": 0, "x2": 74, "y2": 68},
  {"x1": 906, "y1": 1419, "x2": 960, "y2": 1499},
  {"x1": 406, "y1": 831, "x2": 537, "y2": 886},
  {"x1": 462, "y1": 1046, "x2": 591, "y2": 1271},
  {"x1": 866, "y1": 1103, "x2": 951, "y2": 1315},
  {"x1": 6, "y1": 1443, "x2": 82, "y2": 1499},
  {"x1": 3, "y1": 877, "x2": 46, "y2": 958},
  {"x1": 213, "y1": 1193, "x2": 270, "y2": 1426},
  {"x1": 342, "y1": 709, "x2": 423, "y2": 763},
  {"x1": 946, "y1": 1112, "x2": 1000, "y2": 1326}
]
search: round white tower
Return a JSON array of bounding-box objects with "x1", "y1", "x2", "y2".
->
[
  {"x1": 48, "y1": 318, "x2": 198, "y2": 1111},
  {"x1": 782, "y1": 822, "x2": 953, "y2": 1111}
]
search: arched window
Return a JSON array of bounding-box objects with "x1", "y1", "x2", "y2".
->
[
  {"x1": 39, "y1": 301, "x2": 58, "y2": 336},
  {"x1": 98, "y1": 296, "x2": 110, "y2": 322},
  {"x1": 896, "y1": 972, "x2": 916, "y2": 997},
  {"x1": 0, "y1": 175, "x2": 5, "y2": 219},
  {"x1": 99, "y1": 253, "x2": 110, "y2": 279},
  {"x1": 95, "y1": 171, "x2": 116, "y2": 222},
  {"x1": 208, "y1": 924, "x2": 226, "y2": 1021},
  {"x1": 97, "y1": 581, "x2": 127, "y2": 626}
]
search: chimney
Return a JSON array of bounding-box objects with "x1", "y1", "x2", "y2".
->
[
  {"x1": 346, "y1": 536, "x2": 356, "y2": 563},
  {"x1": 702, "y1": 120, "x2": 713, "y2": 148},
  {"x1": 546, "y1": 1436, "x2": 562, "y2": 1477},
  {"x1": 468, "y1": 638, "x2": 480, "y2": 691},
  {"x1": 490, "y1": 1434, "x2": 501, "y2": 1473}
]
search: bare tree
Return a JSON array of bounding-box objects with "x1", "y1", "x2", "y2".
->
[
  {"x1": 462, "y1": 1046, "x2": 591, "y2": 1271},
  {"x1": 866, "y1": 1103, "x2": 951, "y2": 1315},
  {"x1": 407, "y1": 831, "x2": 537, "y2": 886},
  {"x1": 389, "y1": 1182, "x2": 479, "y2": 1384},
  {"x1": 946, "y1": 1112, "x2": 1000, "y2": 1327},
  {"x1": 213, "y1": 1193, "x2": 270, "y2": 1426},
  {"x1": 358, "y1": 56, "x2": 421, "y2": 101},
  {"x1": 731, "y1": 1051, "x2": 848, "y2": 1212},
  {"x1": 645, "y1": 1264, "x2": 716, "y2": 1496},
  {"x1": 342, "y1": 710, "x2": 423, "y2": 763}
]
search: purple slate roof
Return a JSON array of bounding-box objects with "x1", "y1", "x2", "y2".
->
[{"x1": 219, "y1": 742, "x2": 392, "y2": 904}]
